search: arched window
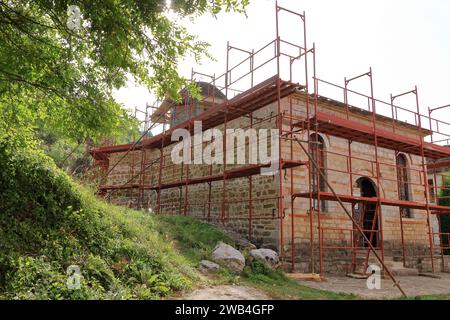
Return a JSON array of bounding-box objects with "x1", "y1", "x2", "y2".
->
[
  {"x1": 396, "y1": 153, "x2": 411, "y2": 218},
  {"x1": 310, "y1": 134, "x2": 326, "y2": 212}
]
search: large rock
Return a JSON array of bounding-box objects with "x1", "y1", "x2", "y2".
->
[
  {"x1": 211, "y1": 242, "x2": 245, "y2": 273},
  {"x1": 249, "y1": 248, "x2": 280, "y2": 269},
  {"x1": 199, "y1": 260, "x2": 220, "y2": 274}
]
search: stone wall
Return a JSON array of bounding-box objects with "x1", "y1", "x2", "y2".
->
[{"x1": 105, "y1": 103, "x2": 281, "y2": 249}]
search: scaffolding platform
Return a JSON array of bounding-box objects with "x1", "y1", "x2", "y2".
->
[
  {"x1": 91, "y1": 75, "x2": 303, "y2": 156},
  {"x1": 293, "y1": 191, "x2": 450, "y2": 213},
  {"x1": 99, "y1": 159, "x2": 306, "y2": 191},
  {"x1": 295, "y1": 112, "x2": 450, "y2": 159}
]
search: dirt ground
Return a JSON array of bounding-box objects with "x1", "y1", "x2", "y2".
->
[
  {"x1": 296, "y1": 273, "x2": 450, "y2": 299},
  {"x1": 183, "y1": 285, "x2": 271, "y2": 300},
  {"x1": 181, "y1": 274, "x2": 450, "y2": 300}
]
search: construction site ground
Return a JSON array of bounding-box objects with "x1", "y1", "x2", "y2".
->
[{"x1": 295, "y1": 273, "x2": 450, "y2": 299}]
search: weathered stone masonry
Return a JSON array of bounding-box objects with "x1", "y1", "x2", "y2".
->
[{"x1": 95, "y1": 91, "x2": 445, "y2": 274}]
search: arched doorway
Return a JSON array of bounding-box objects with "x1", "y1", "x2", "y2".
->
[{"x1": 355, "y1": 177, "x2": 379, "y2": 248}]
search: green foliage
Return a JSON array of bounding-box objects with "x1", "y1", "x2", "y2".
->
[
  {"x1": 243, "y1": 259, "x2": 284, "y2": 281},
  {"x1": 155, "y1": 215, "x2": 235, "y2": 263},
  {"x1": 40, "y1": 136, "x2": 84, "y2": 170},
  {"x1": 0, "y1": 0, "x2": 248, "y2": 144},
  {"x1": 0, "y1": 142, "x2": 198, "y2": 299}
]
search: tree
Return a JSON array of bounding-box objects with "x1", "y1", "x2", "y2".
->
[{"x1": 0, "y1": 0, "x2": 249, "y2": 146}]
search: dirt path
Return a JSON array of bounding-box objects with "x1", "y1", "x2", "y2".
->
[{"x1": 183, "y1": 285, "x2": 271, "y2": 300}]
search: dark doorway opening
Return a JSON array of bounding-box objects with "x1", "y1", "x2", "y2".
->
[{"x1": 355, "y1": 177, "x2": 379, "y2": 248}]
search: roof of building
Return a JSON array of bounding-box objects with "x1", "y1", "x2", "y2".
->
[
  {"x1": 151, "y1": 81, "x2": 227, "y2": 123},
  {"x1": 192, "y1": 81, "x2": 227, "y2": 100}
]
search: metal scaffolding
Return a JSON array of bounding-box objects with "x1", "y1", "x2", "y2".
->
[{"x1": 90, "y1": 2, "x2": 450, "y2": 295}]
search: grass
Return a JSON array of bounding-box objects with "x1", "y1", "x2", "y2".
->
[
  {"x1": 406, "y1": 293, "x2": 450, "y2": 300},
  {"x1": 155, "y1": 215, "x2": 358, "y2": 300},
  {"x1": 155, "y1": 215, "x2": 234, "y2": 264},
  {"x1": 418, "y1": 294, "x2": 450, "y2": 300}
]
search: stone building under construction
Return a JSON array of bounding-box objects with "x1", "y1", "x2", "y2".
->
[{"x1": 90, "y1": 4, "x2": 450, "y2": 276}]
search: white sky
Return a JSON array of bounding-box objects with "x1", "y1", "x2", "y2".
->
[{"x1": 113, "y1": 0, "x2": 450, "y2": 130}]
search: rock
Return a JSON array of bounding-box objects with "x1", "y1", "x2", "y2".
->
[
  {"x1": 211, "y1": 242, "x2": 245, "y2": 273},
  {"x1": 249, "y1": 248, "x2": 280, "y2": 269},
  {"x1": 199, "y1": 260, "x2": 220, "y2": 273},
  {"x1": 235, "y1": 238, "x2": 257, "y2": 251}
]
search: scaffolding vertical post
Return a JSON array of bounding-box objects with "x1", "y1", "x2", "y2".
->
[
  {"x1": 344, "y1": 78, "x2": 349, "y2": 120},
  {"x1": 415, "y1": 87, "x2": 435, "y2": 273},
  {"x1": 221, "y1": 42, "x2": 230, "y2": 224},
  {"x1": 301, "y1": 13, "x2": 322, "y2": 275},
  {"x1": 344, "y1": 79, "x2": 358, "y2": 272},
  {"x1": 289, "y1": 95, "x2": 295, "y2": 271},
  {"x1": 304, "y1": 43, "x2": 316, "y2": 274},
  {"x1": 249, "y1": 51, "x2": 254, "y2": 240},
  {"x1": 390, "y1": 95, "x2": 397, "y2": 133},
  {"x1": 398, "y1": 151, "x2": 406, "y2": 267},
  {"x1": 348, "y1": 142, "x2": 357, "y2": 269},
  {"x1": 139, "y1": 103, "x2": 151, "y2": 208},
  {"x1": 222, "y1": 112, "x2": 228, "y2": 223},
  {"x1": 429, "y1": 107, "x2": 445, "y2": 271},
  {"x1": 138, "y1": 132, "x2": 147, "y2": 208},
  {"x1": 156, "y1": 114, "x2": 166, "y2": 215},
  {"x1": 369, "y1": 68, "x2": 385, "y2": 267},
  {"x1": 248, "y1": 112, "x2": 254, "y2": 240},
  {"x1": 275, "y1": 0, "x2": 282, "y2": 259},
  {"x1": 184, "y1": 94, "x2": 191, "y2": 216}
]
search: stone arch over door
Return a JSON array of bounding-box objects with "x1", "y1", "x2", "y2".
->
[{"x1": 353, "y1": 169, "x2": 385, "y2": 198}]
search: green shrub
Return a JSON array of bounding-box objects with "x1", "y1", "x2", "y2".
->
[
  {"x1": 243, "y1": 259, "x2": 286, "y2": 284},
  {"x1": 0, "y1": 142, "x2": 197, "y2": 299}
]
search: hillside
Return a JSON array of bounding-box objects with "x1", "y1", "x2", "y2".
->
[{"x1": 0, "y1": 145, "x2": 202, "y2": 299}]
